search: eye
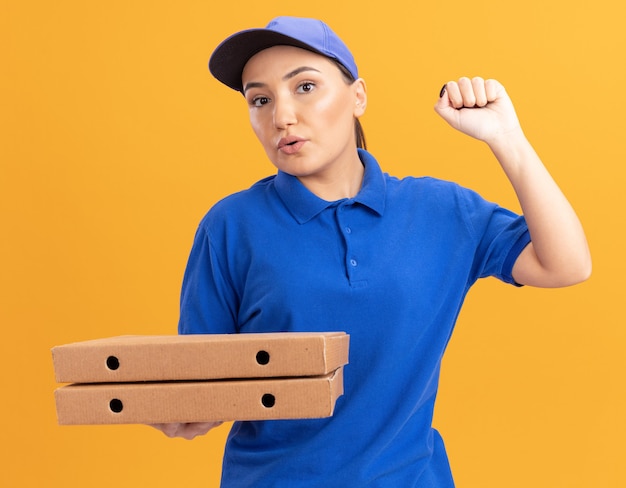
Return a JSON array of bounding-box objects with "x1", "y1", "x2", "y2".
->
[
  {"x1": 251, "y1": 96, "x2": 270, "y2": 107},
  {"x1": 296, "y1": 82, "x2": 315, "y2": 94}
]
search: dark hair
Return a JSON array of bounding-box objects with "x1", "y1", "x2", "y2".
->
[{"x1": 332, "y1": 60, "x2": 367, "y2": 151}]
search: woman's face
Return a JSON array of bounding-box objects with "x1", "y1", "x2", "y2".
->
[{"x1": 241, "y1": 45, "x2": 366, "y2": 188}]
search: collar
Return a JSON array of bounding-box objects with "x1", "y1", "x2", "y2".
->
[{"x1": 274, "y1": 148, "x2": 386, "y2": 224}]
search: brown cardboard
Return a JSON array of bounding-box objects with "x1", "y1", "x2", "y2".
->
[
  {"x1": 52, "y1": 332, "x2": 349, "y2": 383},
  {"x1": 54, "y1": 368, "x2": 344, "y2": 425}
]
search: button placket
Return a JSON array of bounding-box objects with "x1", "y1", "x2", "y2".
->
[{"x1": 336, "y1": 203, "x2": 358, "y2": 280}]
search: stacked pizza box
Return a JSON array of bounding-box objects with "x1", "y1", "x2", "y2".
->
[{"x1": 52, "y1": 332, "x2": 349, "y2": 425}]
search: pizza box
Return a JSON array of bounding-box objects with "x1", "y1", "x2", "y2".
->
[
  {"x1": 52, "y1": 332, "x2": 349, "y2": 383},
  {"x1": 54, "y1": 368, "x2": 344, "y2": 425}
]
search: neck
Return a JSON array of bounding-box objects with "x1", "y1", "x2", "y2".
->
[{"x1": 297, "y1": 150, "x2": 365, "y2": 201}]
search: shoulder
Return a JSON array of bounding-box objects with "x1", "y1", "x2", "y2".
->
[
  {"x1": 383, "y1": 173, "x2": 507, "y2": 240},
  {"x1": 217, "y1": 174, "x2": 277, "y2": 208},
  {"x1": 386, "y1": 173, "x2": 482, "y2": 207},
  {"x1": 198, "y1": 175, "x2": 278, "y2": 229}
]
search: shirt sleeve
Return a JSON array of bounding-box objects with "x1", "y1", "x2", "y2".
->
[
  {"x1": 456, "y1": 184, "x2": 531, "y2": 286},
  {"x1": 178, "y1": 222, "x2": 239, "y2": 335}
]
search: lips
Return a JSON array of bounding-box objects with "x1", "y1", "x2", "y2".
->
[{"x1": 277, "y1": 136, "x2": 307, "y2": 155}]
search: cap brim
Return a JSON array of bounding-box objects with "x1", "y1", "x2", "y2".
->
[{"x1": 209, "y1": 29, "x2": 326, "y2": 92}]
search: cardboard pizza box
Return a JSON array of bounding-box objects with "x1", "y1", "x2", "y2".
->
[
  {"x1": 54, "y1": 368, "x2": 344, "y2": 425},
  {"x1": 52, "y1": 332, "x2": 349, "y2": 383}
]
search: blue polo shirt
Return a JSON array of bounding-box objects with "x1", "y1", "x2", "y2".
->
[{"x1": 179, "y1": 149, "x2": 530, "y2": 487}]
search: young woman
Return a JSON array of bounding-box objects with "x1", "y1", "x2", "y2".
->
[{"x1": 153, "y1": 16, "x2": 591, "y2": 487}]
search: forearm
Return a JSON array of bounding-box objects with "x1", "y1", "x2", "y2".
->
[{"x1": 487, "y1": 130, "x2": 591, "y2": 287}]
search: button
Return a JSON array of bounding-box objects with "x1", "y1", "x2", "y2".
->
[
  {"x1": 345, "y1": 227, "x2": 352, "y2": 234},
  {"x1": 350, "y1": 259, "x2": 357, "y2": 267}
]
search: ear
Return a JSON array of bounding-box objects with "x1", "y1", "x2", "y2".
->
[{"x1": 353, "y1": 78, "x2": 367, "y2": 117}]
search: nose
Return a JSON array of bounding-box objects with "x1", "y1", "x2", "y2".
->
[{"x1": 273, "y1": 95, "x2": 297, "y2": 130}]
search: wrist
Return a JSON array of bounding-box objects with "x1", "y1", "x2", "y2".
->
[
  {"x1": 487, "y1": 128, "x2": 539, "y2": 178},
  {"x1": 485, "y1": 126, "x2": 527, "y2": 152}
]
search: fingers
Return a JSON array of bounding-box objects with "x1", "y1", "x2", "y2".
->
[
  {"x1": 471, "y1": 77, "x2": 488, "y2": 106},
  {"x1": 441, "y1": 77, "x2": 498, "y2": 109},
  {"x1": 484, "y1": 78, "x2": 499, "y2": 102},
  {"x1": 149, "y1": 421, "x2": 223, "y2": 440},
  {"x1": 434, "y1": 77, "x2": 517, "y2": 141}
]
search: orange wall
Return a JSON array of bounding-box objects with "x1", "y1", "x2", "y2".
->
[{"x1": 2, "y1": 1, "x2": 624, "y2": 487}]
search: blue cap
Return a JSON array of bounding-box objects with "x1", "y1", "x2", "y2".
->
[{"x1": 209, "y1": 16, "x2": 358, "y2": 93}]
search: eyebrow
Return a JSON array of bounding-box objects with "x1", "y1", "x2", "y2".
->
[{"x1": 243, "y1": 66, "x2": 321, "y2": 94}]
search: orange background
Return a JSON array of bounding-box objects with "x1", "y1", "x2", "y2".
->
[{"x1": 2, "y1": 1, "x2": 624, "y2": 486}]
